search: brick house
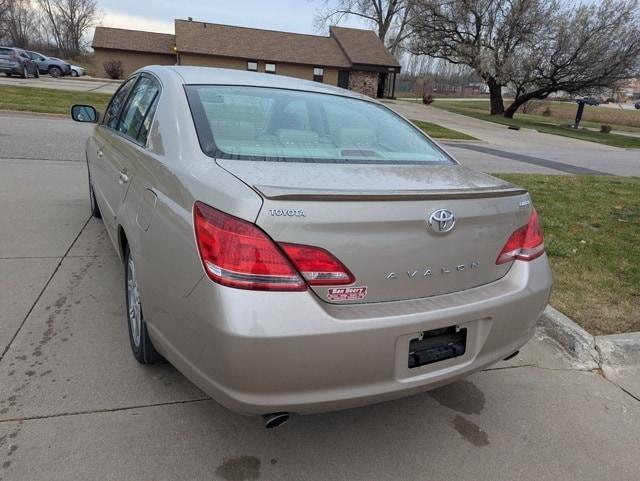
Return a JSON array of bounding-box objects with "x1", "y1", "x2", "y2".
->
[{"x1": 92, "y1": 19, "x2": 401, "y2": 98}]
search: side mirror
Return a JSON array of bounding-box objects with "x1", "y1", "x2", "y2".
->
[{"x1": 71, "y1": 104, "x2": 98, "y2": 123}]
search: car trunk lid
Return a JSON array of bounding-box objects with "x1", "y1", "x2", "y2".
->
[{"x1": 217, "y1": 159, "x2": 531, "y2": 303}]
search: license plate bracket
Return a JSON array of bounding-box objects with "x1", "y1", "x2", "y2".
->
[{"x1": 408, "y1": 326, "x2": 467, "y2": 368}]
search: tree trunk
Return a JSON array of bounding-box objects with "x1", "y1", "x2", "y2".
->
[
  {"x1": 504, "y1": 92, "x2": 539, "y2": 118},
  {"x1": 487, "y1": 79, "x2": 504, "y2": 115}
]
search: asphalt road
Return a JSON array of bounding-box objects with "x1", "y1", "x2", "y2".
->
[
  {"x1": 0, "y1": 75, "x2": 119, "y2": 94},
  {"x1": 388, "y1": 101, "x2": 640, "y2": 176},
  {"x1": 1, "y1": 112, "x2": 640, "y2": 480}
]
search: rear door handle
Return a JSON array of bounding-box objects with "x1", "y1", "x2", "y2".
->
[{"x1": 119, "y1": 169, "x2": 129, "y2": 184}]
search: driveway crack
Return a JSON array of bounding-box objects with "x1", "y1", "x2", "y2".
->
[
  {"x1": 0, "y1": 216, "x2": 92, "y2": 363},
  {"x1": 0, "y1": 397, "x2": 211, "y2": 424}
]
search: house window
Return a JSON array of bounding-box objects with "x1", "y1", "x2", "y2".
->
[
  {"x1": 247, "y1": 61, "x2": 258, "y2": 71},
  {"x1": 313, "y1": 67, "x2": 324, "y2": 83},
  {"x1": 265, "y1": 63, "x2": 276, "y2": 74}
]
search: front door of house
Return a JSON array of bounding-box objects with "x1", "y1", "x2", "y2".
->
[{"x1": 338, "y1": 70, "x2": 350, "y2": 89}]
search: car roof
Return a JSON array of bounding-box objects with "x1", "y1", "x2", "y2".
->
[{"x1": 141, "y1": 65, "x2": 373, "y2": 102}]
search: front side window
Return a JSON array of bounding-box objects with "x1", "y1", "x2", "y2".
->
[
  {"x1": 247, "y1": 61, "x2": 258, "y2": 71},
  {"x1": 117, "y1": 76, "x2": 160, "y2": 144},
  {"x1": 103, "y1": 77, "x2": 137, "y2": 129},
  {"x1": 185, "y1": 85, "x2": 452, "y2": 165},
  {"x1": 265, "y1": 63, "x2": 276, "y2": 74}
]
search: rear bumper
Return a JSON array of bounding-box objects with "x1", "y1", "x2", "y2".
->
[
  {"x1": 154, "y1": 255, "x2": 552, "y2": 415},
  {"x1": 0, "y1": 64, "x2": 22, "y2": 75}
]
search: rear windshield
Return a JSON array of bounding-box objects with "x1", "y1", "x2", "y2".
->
[{"x1": 185, "y1": 85, "x2": 452, "y2": 164}]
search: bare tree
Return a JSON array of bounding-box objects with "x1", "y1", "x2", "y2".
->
[
  {"x1": 0, "y1": 0, "x2": 11, "y2": 44},
  {"x1": 4, "y1": 0, "x2": 39, "y2": 47},
  {"x1": 315, "y1": 0, "x2": 416, "y2": 55},
  {"x1": 409, "y1": 0, "x2": 640, "y2": 117},
  {"x1": 502, "y1": 0, "x2": 640, "y2": 117},
  {"x1": 37, "y1": 0, "x2": 97, "y2": 57},
  {"x1": 409, "y1": 0, "x2": 556, "y2": 115}
]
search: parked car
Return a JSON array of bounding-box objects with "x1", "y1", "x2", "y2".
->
[
  {"x1": 579, "y1": 96, "x2": 600, "y2": 106},
  {"x1": 69, "y1": 64, "x2": 85, "y2": 77},
  {"x1": 26, "y1": 51, "x2": 71, "y2": 77},
  {"x1": 0, "y1": 47, "x2": 39, "y2": 78},
  {"x1": 71, "y1": 66, "x2": 552, "y2": 427},
  {"x1": 50, "y1": 57, "x2": 84, "y2": 77}
]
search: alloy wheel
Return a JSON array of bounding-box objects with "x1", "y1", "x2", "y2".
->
[{"x1": 127, "y1": 255, "x2": 142, "y2": 348}]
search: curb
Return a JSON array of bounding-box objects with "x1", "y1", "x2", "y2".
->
[
  {"x1": 596, "y1": 333, "x2": 640, "y2": 367},
  {"x1": 538, "y1": 305, "x2": 640, "y2": 369},
  {"x1": 538, "y1": 306, "x2": 599, "y2": 367},
  {"x1": 439, "y1": 139, "x2": 488, "y2": 144}
]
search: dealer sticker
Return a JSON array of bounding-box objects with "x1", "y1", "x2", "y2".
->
[{"x1": 327, "y1": 286, "x2": 368, "y2": 301}]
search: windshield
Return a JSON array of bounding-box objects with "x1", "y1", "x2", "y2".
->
[{"x1": 185, "y1": 85, "x2": 453, "y2": 164}]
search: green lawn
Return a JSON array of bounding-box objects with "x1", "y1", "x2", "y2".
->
[
  {"x1": 0, "y1": 85, "x2": 111, "y2": 115},
  {"x1": 495, "y1": 174, "x2": 640, "y2": 335},
  {"x1": 433, "y1": 99, "x2": 640, "y2": 148},
  {"x1": 409, "y1": 119, "x2": 477, "y2": 140}
]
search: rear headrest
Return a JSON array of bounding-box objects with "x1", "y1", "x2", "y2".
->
[
  {"x1": 211, "y1": 120, "x2": 256, "y2": 141},
  {"x1": 276, "y1": 129, "x2": 319, "y2": 145},
  {"x1": 334, "y1": 128, "x2": 376, "y2": 147}
]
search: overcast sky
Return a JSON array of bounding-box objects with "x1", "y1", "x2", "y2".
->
[{"x1": 98, "y1": 0, "x2": 370, "y2": 35}]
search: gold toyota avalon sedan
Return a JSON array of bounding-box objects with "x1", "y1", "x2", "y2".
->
[{"x1": 71, "y1": 66, "x2": 552, "y2": 428}]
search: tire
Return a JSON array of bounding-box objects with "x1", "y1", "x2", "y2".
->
[
  {"x1": 21, "y1": 66, "x2": 28, "y2": 79},
  {"x1": 49, "y1": 66, "x2": 62, "y2": 78},
  {"x1": 88, "y1": 178, "x2": 101, "y2": 219},
  {"x1": 71, "y1": 70, "x2": 78, "y2": 77},
  {"x1": 125, "y1": 248, "x2": 162, "y2": 364}
]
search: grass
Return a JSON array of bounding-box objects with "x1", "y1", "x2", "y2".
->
[
  {"x1": 494, "y1": 174, "x2": 640, "y2": 335},
  {"x1": 409, "y1": 119, "x2": 477, "y2": 140},
  {"x1": 0, "y1": 85, "x2": 111, "y2": 115},
  {"x1": 433, "y1": 99, "x2": 640, "y2": 148}
]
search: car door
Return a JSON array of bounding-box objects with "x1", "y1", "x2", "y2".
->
[
  {"x1": 95, "y1": 75, "x2": 162, "y2": 239},
  {"x1": 27, "y1": 52, "x2": 44, "y2": 72},
  {"x1": 89, "y1": 76, "x2": 138, "y2": 237}
]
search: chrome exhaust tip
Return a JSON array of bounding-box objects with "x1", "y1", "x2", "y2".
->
[{"x1": 262, "y1": 412, "x2": 290, "y2": 429}]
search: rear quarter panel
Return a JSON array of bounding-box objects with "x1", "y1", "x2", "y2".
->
[{"x1": 123, "y1": 72, "x2": 264, "y2": 363}]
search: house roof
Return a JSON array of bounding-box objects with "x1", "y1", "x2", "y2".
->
[
  {"x1": 92, "y1": 21, "x2": 400, "y2": 70},
  {"x1": 330, "y1": 26, "x2": 400, "y2": 68},
  {"x1": 92, "y1": 27, "x2": 175, "y2": 55},
  {"x1": 174, "y1": 20, "x2": 352, "y2": 68}
]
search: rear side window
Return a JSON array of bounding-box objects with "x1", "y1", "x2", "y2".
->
[
  {"x1": 117, "y1": 76, "x2": 160, "y2": 144},
  {"x1": 103, "y1": 77, "x2": 137, "y2": 129},
  {"x1": 185, "y1": 85, "x2": 451, "y2": 164}
]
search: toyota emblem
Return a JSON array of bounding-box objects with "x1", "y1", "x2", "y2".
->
[{"x1": 428, "y1": 209, "x2": 455, "y2": 233}]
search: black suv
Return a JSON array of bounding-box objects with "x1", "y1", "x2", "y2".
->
[{"x1": 0, "y1": 47, "x2": 39, "y2": 78}]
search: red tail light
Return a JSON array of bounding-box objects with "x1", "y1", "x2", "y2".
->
[
  {"x1": 193, "y1": 202, "x2": 355, "y2": 291},
  {"x1": 193, "y1": 202, "x2": 305, "y2": 291},
  {"x1": 496, "y1": 208, "x2": 545, "y2": 265},
  {"x1": 279, "y1": 243, "x2": 355, "y2": 286}
]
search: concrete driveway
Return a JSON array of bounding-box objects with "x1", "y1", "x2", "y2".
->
[{"x1": 1, "y1": 113, "x2": 640, "y2": 480}]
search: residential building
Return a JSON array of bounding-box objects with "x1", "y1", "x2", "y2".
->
[{"x1": 92, "y1": 19, "x2": 401, "y2": 98}]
